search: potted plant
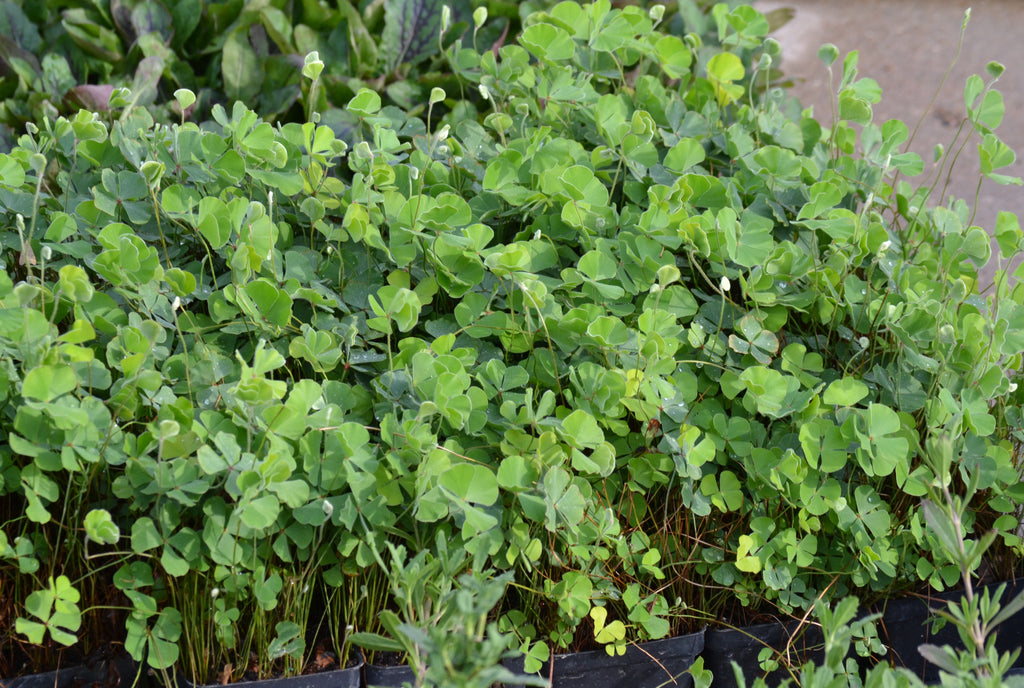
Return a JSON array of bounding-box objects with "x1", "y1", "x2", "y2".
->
[{"x1": 0, "y1": 1, "x2": 1021, "y2": 687}]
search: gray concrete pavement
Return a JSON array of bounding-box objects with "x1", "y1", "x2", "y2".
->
[{"x1": 755, "y1": 0, "x2": 1024, "y2": 286}]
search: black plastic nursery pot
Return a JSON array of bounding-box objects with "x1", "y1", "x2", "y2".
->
[
  {"x1": 174, "y1": 660, "x2": 363, "y2": 688},
  {"x1": 500, "y1": 654, "x2": 541, "y2": 688},
  {"x1": 226, "y1": 662, "x2": 362, "y2": 688},
  {"x1": 866, "y1": 580, "x2": 1024, "y2": 682},
  {"x1": 698, "y1": 580, "x2": 1024, "y2": 686},
  {"x1": 701, "y1": 619, "x2": 825, "y2": 688},
  {"x1": 365, "y1": 656, "x2": 537, "y2": 688},
  {"x1": 538, "y1": 631, "x2": 705, "y2": 688},
  {"x1": 363, "y1": 660, "x2": 415, "y2": 688},
  {"x1": 5, "y1": 654, "x2": 142, "y2": 688}
]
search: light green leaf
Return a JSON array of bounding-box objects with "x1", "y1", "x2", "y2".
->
[
  {"x1": 84, "y1": 509, "x2": 120, "y2": 545},
  {"x1": 240, "y1": 494, "x2": 280, "y2": 529},
  {"x1": 707, "y1": 52, "x2": 744, "y2": 82},
  {"x1": 664, "y1": 139, "x2": 705, "y2": 173},
  {"x1": 439, "y1": 463, "x2": 499, "y2": 505},
  {"x1": 561, "y1": 410, "x2": 604, "y2": 449},
  {"x1": 823, "y1": 378, "x2": 869, "y2": 406},
  {"x1": 22, "y1": 365, "x2": 76, "y2": 402},
  {"x1": 58, "y1": 265, "x2": 95, "y2": 303},
  {"x1": 347, "y1": 87, "x2": 382, "y2": 117},
  {"x1": 521, "y1": 23, "x2": 575, "y2": 61}
]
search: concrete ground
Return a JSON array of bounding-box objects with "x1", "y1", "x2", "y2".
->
[{"x1": 755, "y1": 0, "x2": 1024, "y2": 286}]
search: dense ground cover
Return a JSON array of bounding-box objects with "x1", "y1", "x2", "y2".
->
[{"x1": 0, "y1": 1, "x2": 1022, "y2": 686}]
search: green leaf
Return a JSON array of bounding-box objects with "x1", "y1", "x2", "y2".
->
[
  {"x1": 17, "y1": 576, "x2": 81, "y2": 647},
  {"x1": 738, "y1": 367, "x2": 786, "y2": 417},
  {"x1": 542, "y1": 467, "x2": 585, "y2": 531},
  {"x1": 131, "y1": 518, "x2": 162, "y2": 553},
  {"x1": 0, "y1": 1, "x2": 42, "y2": 53},
  {"x1": 114, "y1": 0, "x2": 174, "y2": 42},
  {"x1": 963, "y1": 226, "x2": 991, "y2": 263},
  {"x1": 439, "y1": 463, "x2": 499, "y2": 505},
  {"x1": 586, "y1": 316, "x2": 628, "y2": 347},
  {"x1": 664, "y1": 139, "x2": 706, "y2": 173},
  {"x1": 596, "y1": 94, "x2": 629, "y2": 146},
  {"x1": 289, "y1": 325, "x2": 343, "y2": 373},
  {"x1": 369, "y1": 286, "x2": 421, "y2": 333},
  {"x1": 823, "y1": 378, "x2": 869, "y2": 406},
  {"x1": 0, "y1": 153, "x2": 26, "y2": 188},
  {"x1": 753, "y1": 146, "x2": 800, "y2": 177},
  {"x1": 799, "y1": 420, "x2": 847, "y2": 473},
  {"x1": 350, "y1": 631, "x2": 406, "y2": 653},
  {"x1": 798, "y1": 181, "x2": 843, "y2": 220},
  {"x1": 989, "y1": 587, "x2": 1024, "y2": 629},
  {"x1": 164, "y1": 268, "x2": 196, "y2": 298},
  {"x1": 268, "y1": 621, "x2": 304, "y2": 660},
  {"x1": 521, "y1": 23, "x2": 575, "y2": 62},
  {"x1": 261, "y1": 7, "x2": 295, "y2": 53},
  {"x1": 58, "y1": 265, "x2": 95, "y2": 303},
  {"x1": 162, "y1": 184, "x2": 199, "y2": 215},
  {"x1": 44, "y1": 213, "x2": 77, "y2": 242},
  {"x1": 347, "y1": 88, "x2": 382, "y2": 117},
  {"x1": 243, "y1": 280, "x2": 293, "y2": 328},
  {"x1": 707, "y1": 52, "x2": 744, "y2": 82},
  {"x1": 854, "y1": 485, "x2": 890, "y2": 539},
  {"x1": 560, "y1": 165, "x2": 609, "y2": 205},
  {"x1": 336, "y1": 1, "x2": 378, "y2": 74},
  {"x1": 254, "y1": 569, "x2": 283, "y2": 609},
  {"x1": 497, "y1": 455, "x2": 537, "y2": 491},
  {"x1": 922, "y1": 500, "x2": 961, "y2": 557},
  {"x1": 269, "y1": 480, "x2": 310, "y2": 508},
  {"x1": 591, "y1": 13, "x2": 636, "y2": 53},
  {"x1": 918, "y1": 644, "x2": 960, "y2": 675},
  {"x1": 420, "y1": 192, "x2": 472, "y2": 229},
  {"x1": 223, "y1": 28, "x2": 264, "y2": 104},
  {"x1": 654, "y1": 34, "x2": 692, "y2": 79},
  {"x1": 560, "y1": 410, "x2": 604, "y2": 449},
  {"x1": 660, "y1": 286, "x2": 699, "y2": 319},
  {"x1": 197, "y1": 197, "x2": 231, "y2": 249},
  {"x1": 851, "y1": 403, "x2": 909, "y2": 476},
  {"x1": 240, "y1": 494, "x2": 281, "y2": 529},
  {"x1": 571, "y1": 442, "x2": 615, "y2": 477},
  {"x1": 707, "y1": 470, "x2": 743, "y2": 512},
  {"x1": 131, "y1": 608, "x2": 181, "y2": 669},
  {"x1": 838, "y1": 93, "x2": 871, "y2": 125},
  {"x1": 979, "y1": 134, "x2": 1021, "y2": 184},
  {"x1": 726, "y1": 211, "x2": 770, "y2": 268},
  {"x1": 129, "y1": 56, "x2": 165, "y2": 110},
  {"x1": 735, "y1": 534, "x2": 763, "y2": 573},
  {"x1": 84, "y1": 509, "x2": 120, "y2": 545},
  {"x1": 995, "y1": 211, "x2": 1021, "y2": 258},
  {"x1": 799, "y1": 476, "x2": 841, "y2": 516},
  {"x1": 972, "y1": 89, "x2": 1004, "y2": 130},
  {"x1": 22, "y1": 365, "x2": 76, "y2": 402},
  {"x1": 382, "y1": 0, "x2": 447, "y2": 69}
]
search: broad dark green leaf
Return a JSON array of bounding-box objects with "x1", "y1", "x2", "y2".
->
[
  {"x1": 222, "y1": 27, "x2": 264, "y2": 104},
  {"x1": 382, "y1": 0, "x2": 447, "y2": 69}
]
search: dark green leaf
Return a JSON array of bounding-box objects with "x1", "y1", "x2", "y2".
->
[
  {"x1": 382, "y1": 0, "x2": 447, "y2": 69},
  {"x1": 223, "y1": 28, "x2": 264, "y2": 104}
]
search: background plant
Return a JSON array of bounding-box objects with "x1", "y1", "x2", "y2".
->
[{"x1": 0, "y1": 0, "x2": 553, "y2": 152}]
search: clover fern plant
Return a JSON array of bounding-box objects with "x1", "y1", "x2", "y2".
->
[{"x1": 0, "y1": 0, "x2": 1021, "y2": 682}]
